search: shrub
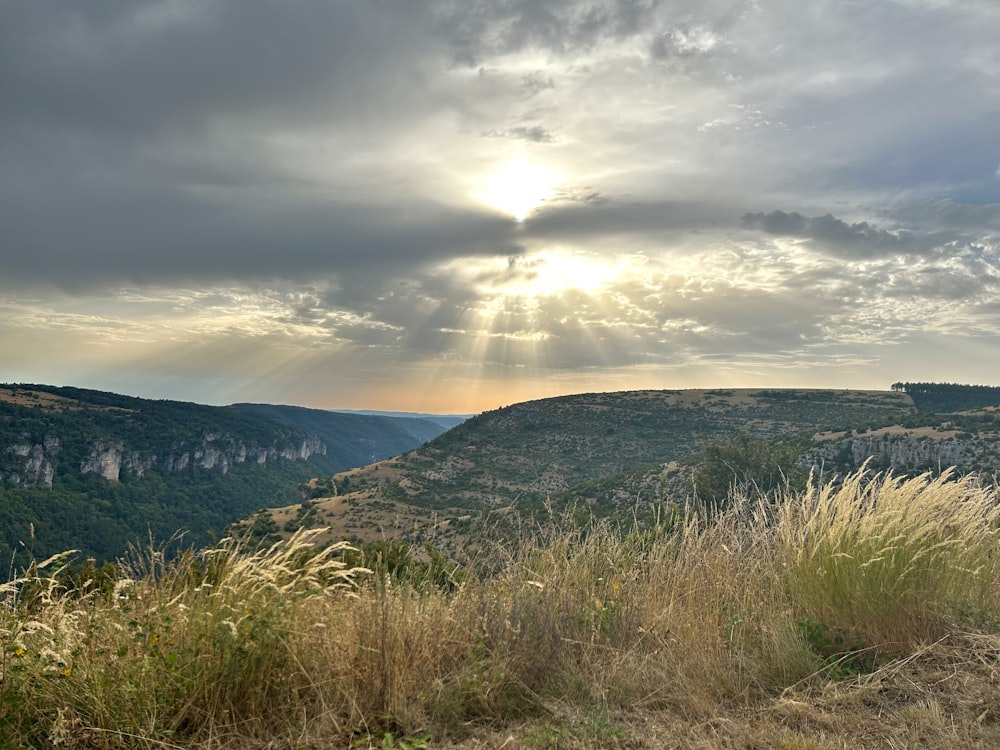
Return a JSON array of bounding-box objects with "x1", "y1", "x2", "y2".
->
[{"x1": 775, "y1": 468, "x2": 1000, "y2": 654}]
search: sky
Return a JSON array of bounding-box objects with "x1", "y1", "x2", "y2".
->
[{"x1": 3, "y1": 0, "x2": 1000, "y2": 414}]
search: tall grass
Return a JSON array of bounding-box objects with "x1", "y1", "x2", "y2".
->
[
  {"x1": 776, "y1": 467, "x2": 1000, "y2": 652},
  {"x1": 0, "y1": 530, "x2": 364, "y2": 747},
  {"x1": 1, "y1": 468, "x2": 999, "y2": 747}
]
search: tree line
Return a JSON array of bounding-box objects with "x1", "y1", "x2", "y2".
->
[{"x1": 890, "y1": 382, "x2": 1000, "y2": 414}]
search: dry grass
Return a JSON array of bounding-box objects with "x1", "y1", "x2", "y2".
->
[{"x1": 3, "y1": 469, "x2": 1000, "y2": 748}]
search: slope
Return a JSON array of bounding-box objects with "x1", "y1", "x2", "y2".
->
[{"x1": 256, "y1": 388, "x2": 915, "y2": 549}]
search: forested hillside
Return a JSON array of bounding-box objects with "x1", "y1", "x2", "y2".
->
[
  {"x1": 892, "y1": 382, "x2": 1000, "y2": 413},
  {"x1": 0, "y1": 384, "x2": 453, "y2": 565}
]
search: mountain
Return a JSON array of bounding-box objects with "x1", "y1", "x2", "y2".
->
[
  {"x1": 0, "y1": 384, "x2": 454, "y2": 565},
  {"x1": 229, "y1": 403, "x2": 454, "y2": 462},
  {"x1": 249, "y1": 388, "x2": 926, "y2": 554},
  {"x1": 332, "y1": 409, "x2": 472, "y2": 432}
]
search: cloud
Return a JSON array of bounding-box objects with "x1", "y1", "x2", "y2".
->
[
  {"x1": 483, "y1": 126, "x2": 557, "y2": 143},
  {"x1": 740, "y1": 210, "x2": 944, "y2": 259}
]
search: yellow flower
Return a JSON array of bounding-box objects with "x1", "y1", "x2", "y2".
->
[
  {"x1": 13, "y1": 647, "x2": 25, "y2": 657},
  {"x1": 150, "y1": 635, "x2": 159, "y2": 645},
  {"x1": 61, "y1": 667, "x2": 72, "y2": 676}
]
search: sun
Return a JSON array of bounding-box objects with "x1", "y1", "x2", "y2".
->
[{"x1": 476, "y1": 158, "x2": 558, "y2": 221}]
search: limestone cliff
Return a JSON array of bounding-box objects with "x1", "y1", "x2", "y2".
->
[
  {"x1": 807, "y1": 427, "x2": 1000, "y2": 475},
  {"x1": 79, "y1": 434, "x2": 327, "y2": 482},
  {"x1": 3, "y1": 435, "x2": 60, "y2": 489},
  {"x1": 2, "y1": 433, "x2": 326, "y2": 487}
]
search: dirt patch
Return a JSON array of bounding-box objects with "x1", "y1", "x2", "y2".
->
[
  {"x1": 0, "y1": 386, "x2": 133, "y2": 413},
  {"x1": 0, "y1": 387, "x2": 85, "y2": 411}
]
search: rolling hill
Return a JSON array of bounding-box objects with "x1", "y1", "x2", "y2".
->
[{"x1": 249, "y1": 388, "x2": 932, "y2": 554}]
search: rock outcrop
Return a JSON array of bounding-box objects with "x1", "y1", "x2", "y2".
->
[
  {"x1": 3, "y1": 433, "x2": 326, "y2": 486},
  {"x1": 78, "y1": 434, "x2": 327, "y2": 482},
  {"x1": 80, "y1": 441, "x2": 151, "y2": 482},
  {"x1": 807, "y1": 429, "x2": 1000, "y2": 475},
  {"x1": 3, "y1": 435, "x2": 60, "y2": 489}
]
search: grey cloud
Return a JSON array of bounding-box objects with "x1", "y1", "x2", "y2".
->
[
  {"x1": 520, "y1": 73, "x2": 556, "y2": 96},
  {"x1": 883, "y1": 265, "x2": 999, "y2": 301},
  {"x1": 313, "y1": 267, "x2": 846, "y2": 371},
  {"x1": 650, "y1": 25, "x2": 725, "y2": 60},
  {"x1": 439, "y1": 0, "x2": 662, "y2": 65},
  {"x1": 0, "y1": 0, "x2": 435, "y2": 135},
  {"x1": 0, "y1": 165, "x2": 522, "y2": 291},
  {"x1": 886, "y1": 199, "x2": 1000, "y2": 232},
  {"x1": 741, "y1": 210, "x2": 939, "y2": 259},
  {"x1": 4, "y1": 0, "x2": 1000, "y2": 408},
  {"x1": 527, "y1": 198, "x2": 736, "y2": 238},
  {"x1": 482, "y1": 126, "x2": 556, "y2": 142}
]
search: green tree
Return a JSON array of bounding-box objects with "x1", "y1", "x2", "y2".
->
[{"x1": 691, "y1": 429, "x2": 807, "y2": 507}]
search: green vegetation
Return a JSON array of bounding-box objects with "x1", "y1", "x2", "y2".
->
[
  {"x1": 4, "y1": 470, "x2": 1000, "y2": 747},
  {"x1": 0, "y1": 456, "x2": 336, "y2": 568},
  {"x1": 892, "y1": 381, "x2": 1000, "y2": 413},
  {"x1": 690, "y1": 428, "x2": 809, "y2": 507},
  {"x1": 329, "y1": 389, "x2": 914, "y2": 515}
]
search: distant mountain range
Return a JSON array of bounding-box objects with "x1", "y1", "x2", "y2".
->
[
  {"x1": 0, "y1": 384, "x2": 460, "y2": 564},
  {"x1": 331, "y1": 409, "x2": 472, "y2": 431}
]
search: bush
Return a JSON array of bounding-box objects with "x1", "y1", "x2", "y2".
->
[{"x1": 691, "y1": 429, "x2": 808, "y2": 507}]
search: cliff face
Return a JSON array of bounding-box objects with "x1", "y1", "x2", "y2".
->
[
  {"x1": 808, "y1": 428, "x2": 1000, "y2": 475},
  {"x1": 81, "y1": 434, "x2": 326, "y2": 483},
  {"x1": 4, "y1": 436, "x2": 60, "y2": 489},
  {"x1": 4, "y1": 433, "x2": 327, "y2": 487},
  {"x1": 80, "y1": 440, "x2": 150, "y2": 481}
]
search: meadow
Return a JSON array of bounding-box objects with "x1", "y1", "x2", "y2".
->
[{"x1": 3, "y1": 468, "x2": 1000, "y2": 748}]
